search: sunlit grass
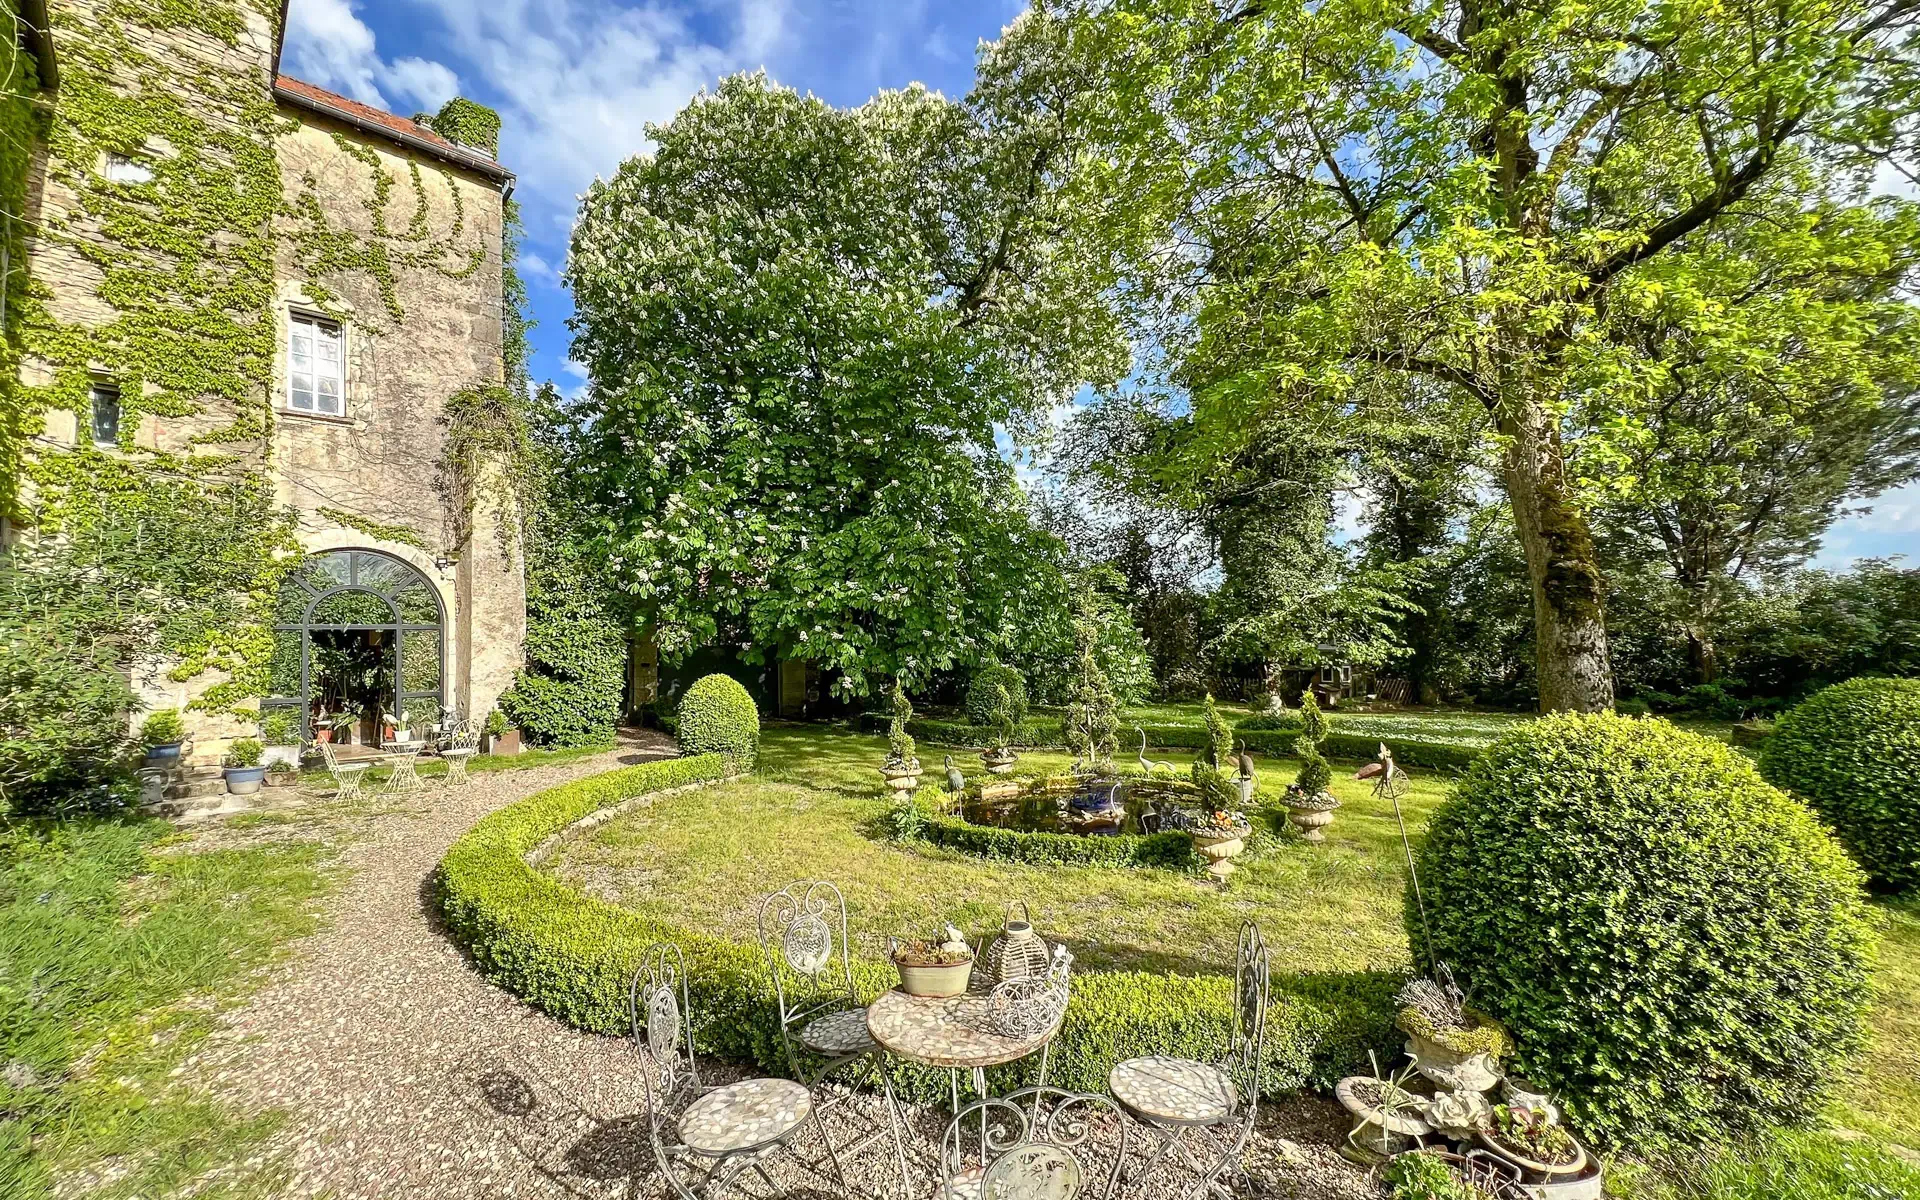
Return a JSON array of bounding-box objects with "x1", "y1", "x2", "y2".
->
[{"x1": 546, "y1": 724, "x2": 1441, "y2": 977}]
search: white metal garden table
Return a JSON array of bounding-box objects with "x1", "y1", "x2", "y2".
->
[{"x1": 379, "y1": 740, "x2": 425, "y2": 793}]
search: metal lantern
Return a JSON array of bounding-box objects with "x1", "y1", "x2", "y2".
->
[{"x1": 981, "y1": 901, "x2": 1051, "y2": 987}]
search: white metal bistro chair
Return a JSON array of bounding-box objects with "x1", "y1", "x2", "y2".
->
[
  {"x1": 1107, "y1": 920, "x2": 1270, "y2": 1199},
  {"x1": 438, "y1": 717, "x2": 480, "y2": 786},
  {"x1": 757, "y1": 880, "x2": 905, "y2": 1191},
  {"x1": 630, "y1": 942, "x2": 848, "y2": 1199},
  {"x1": 317, "y1": 738, "x2": 373, "y2": 801},
  {"x1": 934, "y1": 1086, "x2": 1127, "y2": 1200}
]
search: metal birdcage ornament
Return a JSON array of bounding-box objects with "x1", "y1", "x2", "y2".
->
[{"x1": 981, "y1": 901, "x2": 1051, "y2": 988}]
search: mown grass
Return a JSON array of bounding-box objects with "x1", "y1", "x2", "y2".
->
[
  {"x1": 545, "y1": 724, "x2": 1443, "y2": 978},
  {"x1": 0, "y1": 817, "x2": 333, "y2": 1199}
]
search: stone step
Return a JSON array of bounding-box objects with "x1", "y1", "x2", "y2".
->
[{"x1": 164, "y1": 777, "x2": 229, "y2": 800}]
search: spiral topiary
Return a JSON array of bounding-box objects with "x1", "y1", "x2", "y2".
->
[
  {"x1": 965, "y1": 662, "x2": 1029, "y2": 727},
  {"x1": 674, "y1": 674, "x2": 759, "y2": 766},
  {"x1": 1413, "y1": 713, "x2": 1874, "y2": 1149},
  {"x1": 1759, "y1": 676, "x2": 1920, "y2": 891}
]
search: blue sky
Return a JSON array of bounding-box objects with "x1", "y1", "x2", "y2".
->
[{"x1": 282, "y1": 0, "x2": 1916, "y2": 571}]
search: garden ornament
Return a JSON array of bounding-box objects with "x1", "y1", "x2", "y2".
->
[
  {"x1": 944, "y1": 754, "x2": 965, "y2": 797},
  {"x1": 1235, "y1": 740, "x2": 1256, "y2": 781},
  {"x1": 1135, "y1": 726, "x2": 1176, "y2": 775}
]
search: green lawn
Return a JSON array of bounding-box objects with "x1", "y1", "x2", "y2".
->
[
  {"x1": 0, "y1": 817, "x2": 335, "y2": 1200},
  {"x1": 547, "y1": 724, "x2": 1447, "y2": 979}
]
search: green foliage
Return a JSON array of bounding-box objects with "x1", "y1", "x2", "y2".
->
[
  {"x1": 435, "y1": 755, "x2": 1399, "y2": 1102},
  {"x1": 483, "y1": 708, "x2": 509, "y2": 738},
  {"x1": 1761, "y1": 677, "x2": 1920, "y2": 890},
  {"x1": 138, "y1": 709, "x2": 185, "y2": 748},
  {"x1": 1619, "y1": 1130, "x2": 1920, "y2": 1200},
  {"x1": 498, "y1": 526, "x2": 627, "y2": 749},
  {"x1": 424, "y1": 97, "x2": 501, "y2": 156},
  {"x1": 1416, "y1": 714, "x2": 1876, "y2": 1148},
  {"x1": 1293, "y1": 692, "x2": 1333, "y2": 796},
  {"x1": 258, "y1": 708, "x2": 298, "y2": 746},
  {"x1": 965, "y1": 663, "x2": 1030, "y2": 726},
  {"x1": 315, "y1": 506, "x2": 425, "y2": 550},
  {"x1": 224, "y1": 738, "x2": 262, "y2": 768},
  {"x1": 436, "y1": 383, "x2": 536, "y2": 555},
  {"x1": 1201, "y1": 693, "x2": 1232, "y2": 768},
  {"x1": 675, "y1": 674, "x2": 760, "y2": 765},
  {"x1": 0, "y1": 817, "x2": 331, "y2": 1199},
  {"x1": 1384, "y1": 1151, "x2": 1498, "y2": 1200},
  {"x1": 885, "y1": 681, "x2": 916, "y2": 766},
  {"x1": 1062, "y1": 590, "x2": 1122, "y2": 768},
  {"x1": 567, "y1": 74, "x2": 1124, "y2": 694},
  {"x1": 1189, "y1": 758, "x2": 1237, "y2": 812}
]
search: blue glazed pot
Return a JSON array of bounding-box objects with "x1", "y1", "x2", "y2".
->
[
  {"x1": 146, "y1": 742, "x2": 184, "y2": 763},
  {"x1": 224, "y1": 765, "x2": 267, "y2": 795}
]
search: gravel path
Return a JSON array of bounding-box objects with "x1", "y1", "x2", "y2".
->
[{"x1": 185, "y1": 741, "x2": 1382, "y2": 1199}]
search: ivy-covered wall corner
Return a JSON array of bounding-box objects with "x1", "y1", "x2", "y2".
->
[
  {"x1": 423, "y1": 97, "x2": 502, "y2": 159},
  {"x1": 0, "y1": 0, "x2": 46, "y2": 519}
]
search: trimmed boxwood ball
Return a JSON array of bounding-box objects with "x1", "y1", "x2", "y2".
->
[
  {"x1": 1413, "y1": 713, "x2": 1875, "y2": 1149},
  {"x1": 675, "y1": 674, "x2": 760, "y2": 765},
  {"x1": 965, "y1": 663, "x2": 1029, "y2": 726},
  {"x1": 1760, "y1": 677, "x2": 1920, "y2": 891}
]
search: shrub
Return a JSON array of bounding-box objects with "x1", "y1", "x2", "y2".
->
[
  {"x1": 225, "y1": 738, "x2": 263, "y2": 768},
  {"x1": 965, "y1": 663, "x2": 1029, "y2": 726},
  {"x1": 259, "y1": 709, "x2": 299, "y2": 746},
  {"x1": 1293, "y1": 692, "x2": 1333, "y2": 795},
  {"x1": 1414, "y1": 713, "x2": 1875, "y2": 1148},
  {"x1": 138, "y1": 709, "x2": 186, "y2": 748},
  {"x1": 1760, "y1": 677, "x2": 1920, "y2": 891},
  {"x1": 675, "y1": 674, "x2": 759, "y2": 765},
  {"x1": 435, "y1": 756, "x2": 1401, "y2": 1102}
]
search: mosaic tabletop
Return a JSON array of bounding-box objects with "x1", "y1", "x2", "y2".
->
[
  {"x1": 676, "y1": 1077, "x2": 812, "y2": 1155},
  {"x1": 1108, "y1": 1056, "x2": 1237, "y2": 1125},
  {"x1": 867, "y1": 987, "x2": 1063, "y2": 1069}
]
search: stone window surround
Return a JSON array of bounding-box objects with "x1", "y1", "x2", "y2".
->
[{"x1": 275, "y1": 286, "x2": 365, "y2": 427}]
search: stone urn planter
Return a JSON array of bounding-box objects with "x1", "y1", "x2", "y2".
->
[
  {"x1": 1177, "y1": 810, "x2": 1251, "y2": 881},
  {"x1": 980, "y1": 748, "x2": 1018, "y2": 775},
  {"x1": 881, "y1": 758, "x2": 923, "y2": 798},
  {"x1": 1334, "y1": 1075, "x2": 1431, "y2": 1162},
  {"x1": 1282, "y1": 789, "x2": 1340, "y2": 842},
  {"x1": 1399, "y1": 1007, "x2": 1509, "y2": 1093}
]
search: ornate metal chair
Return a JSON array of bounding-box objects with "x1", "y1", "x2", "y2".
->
[
  {"x1": 757, "y1": 881, "x2": 905, "y2": 1186},
  {"x1": 1106, "y1": 921, "x2": 1270, "y2": 1198},
  {"x1": 935, "y1": 1087, "x2": 1127, "y2": 1200},
  {"x1": 438, "y1": 717, "x2": 480, "y2": 786},
  {"x1": 629, "y1": 943, "x2": 844, "y2": 1198},
  {"x1": 317, "y1": 737, "x2": 372, "y2": 800}
]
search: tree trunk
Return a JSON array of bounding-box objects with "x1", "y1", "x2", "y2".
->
[{"x1": 1498, "y1": 404, "x2": 1614, "y2": 712}]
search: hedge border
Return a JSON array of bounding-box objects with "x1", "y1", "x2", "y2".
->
[
  {"x1": 435, "y1": 756, "x2": 1400, "y2": 1101},
  {"x1": 858, "y1": 715, "x2": 1482, "y2": 772}
]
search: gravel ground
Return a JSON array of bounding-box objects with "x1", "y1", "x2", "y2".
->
[{"x1": 183, "y1": 739, "x2": 1383, "y2": 1199}]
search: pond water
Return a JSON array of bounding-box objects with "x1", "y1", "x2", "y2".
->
[{"x1": 959, "y1": 776, "x2": 1192, "y2": 837}]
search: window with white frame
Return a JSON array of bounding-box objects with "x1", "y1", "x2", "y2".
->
[
  {"x1": 287, "y1": 313, "x2": 344, "y2": 416},
  {"x1": 102, "y1": 153, "x2": 153, "y2": 184}
]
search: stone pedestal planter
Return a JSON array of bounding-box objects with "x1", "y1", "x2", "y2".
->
[
  {"x1": 980, "y1": 749, "x2": 1018, "y2": 775},
  {"x1": 1405, "y1": 1029, "x2": 1502, "y2": 1092},
  {"x1": 1284, "y1": 793, "x2": 1339, "y2": 842},
  {"x1": 1190, "y1": 830, "x2": 1245, "y2": 881},
  {"x1": 881, "y1": 760, "x2": 922, "y2": 798}
]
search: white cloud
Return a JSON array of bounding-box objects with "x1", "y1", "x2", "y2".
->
[
  {"x1": 518, "y1": 251, "x2": 562, "y2": 289},
  {"x1": 285, "y1": 0, "x2": 386, "y2": 106},
  {"x1": 385, "y1": 56, "x2": 461, "y2": 113}
]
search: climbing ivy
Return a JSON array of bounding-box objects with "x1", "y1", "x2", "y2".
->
[
  {"x1": 316, "y1": 506, "x2": 426, "y2": 550},
  {"x1": 423, "y1": 97, "x2": 501, "y2": 157}
]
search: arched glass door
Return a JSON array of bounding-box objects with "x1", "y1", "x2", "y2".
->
[{"x1": 265, "y1": 549, "x2": 445, "y2": 740}]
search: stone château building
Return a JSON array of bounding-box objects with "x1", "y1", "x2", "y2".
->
[{"x1": 3, "y1": 0, "x2": 527, "y2": 758}]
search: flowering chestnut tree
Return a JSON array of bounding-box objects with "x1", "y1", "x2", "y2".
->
[{"x1": 567, "y1": 74, "x2": 1128, "y2": 694}]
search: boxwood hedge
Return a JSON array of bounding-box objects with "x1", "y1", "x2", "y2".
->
[
  {"x1": 1760, "y1": 677, "x2": 1920, "y2": 891},
  {"x1": 858, "y1": 715, "x2": 1480, "y2": 772},
  {"x1": 676, "y1": 674, "x2": 759, "y2": 765},
  {"x1": 436, "y1": 756, "x2": 1399, "y2": 1101},
  {"x1": 1415, "y1": 714, "x2": 1876, "y2": 1149}
]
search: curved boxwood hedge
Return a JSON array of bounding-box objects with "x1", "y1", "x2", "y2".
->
[
  {"x1": 859, "y1": 715, "x2": 1480, "y2": 772},
  {"x1": 436, "y1": 756, "x2": 1399, "y2": 1101}
]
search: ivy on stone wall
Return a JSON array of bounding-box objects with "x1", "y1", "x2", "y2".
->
[
  {"x1": 424, "y1": 97, "x2": 501, "y2": 158},
  {"x1": 316, "y1": 505, "x2": 426, "y2": 549},
  {"x1": 0, "y1": 0, "x2": 44, "y2": 518}
]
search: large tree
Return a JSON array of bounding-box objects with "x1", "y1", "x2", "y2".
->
[
  {"x1": 1575, "y1": 185, "x2": 1920, "y2": 683},
  {"x1": 567, "y1": 74, "x2": 1127, "y2": 694},
  {"x1": 984, "y1": 0, "x2": 1920, "y2": 709}
]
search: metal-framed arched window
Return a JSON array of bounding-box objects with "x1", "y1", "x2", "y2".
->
[{"x1": 265, "y1": 548, "x2": 445, "y2": 737}]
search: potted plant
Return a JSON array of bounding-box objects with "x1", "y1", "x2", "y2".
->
[
  {"x1": 1477, "y1": 1104, "x2": 1588, "y2": 1181},
  {"x1": 880, "y1": 681, "x2": 922, "y2": 796},
  {"x1": 259, "y1": 708, "x2": 303, "y2": 770},
  {"x1": 264, "y1": 762, "x2": 301, "y2": 790},
  {"x1": 1182, "y1": 762, "x2": 1252, "y2": 880},
  {"x1": 889, "y1": 926, "x2": 975, "y2": 997},
  {"x1": 980, "y1": 686, "x2": 1018, "y2": 775},
  {"x1": 1281, "y1": 692, "x2": 1341, "y2": 841},
  {"x1": 223, "y1": 738, "x2": 267, "y2": 795},
  {"x1": 1384, "y1": 1150, "x2": 1528, "y2": 1200},
  {"x1": 325, "y1": 705, "x2": 361, "y2": 746},
  {"x1": 482, "y1": 709, "x2": 519, "y2": 755},
  {"x1": 402, "y1": 698, "x2": 441, "y2": 744},
  {"x1": 1397, "y1": 972, "x2": 1511, "y2": 1092},
  {"x1": 1334, "y1": 1054, "x2": 1430, "y2": 1162},
  {"x1": 140, "y1": 709, "x2": 188, "y2": 763}
]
